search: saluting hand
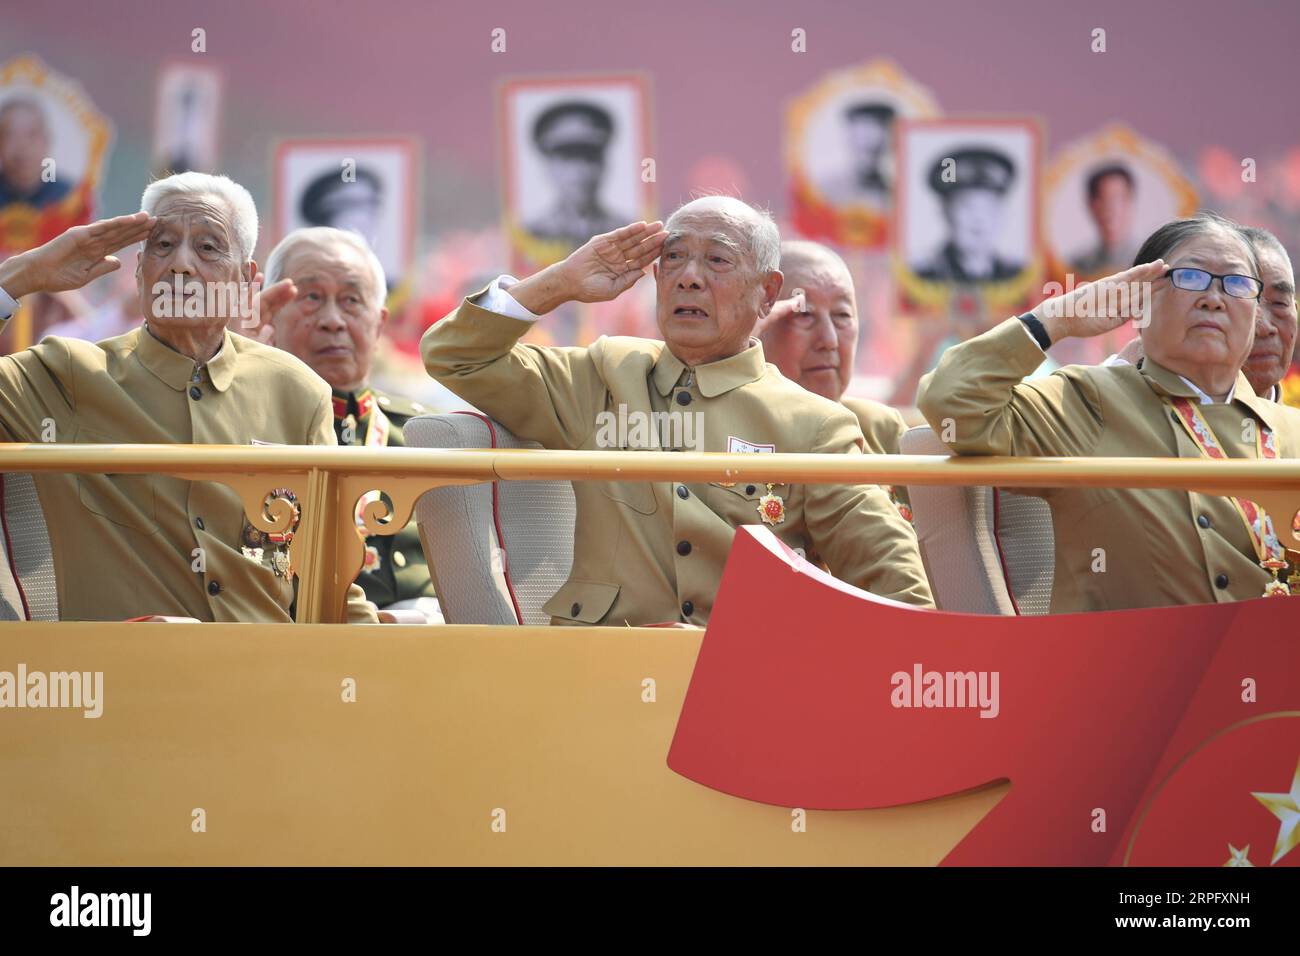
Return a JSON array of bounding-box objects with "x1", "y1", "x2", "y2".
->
[
  {"x1": 1036, "y1": 260, "x2": 1167, "y2": 343},
  {"x1": 753, "y1": 293, "x2": 807, "y2": 339},
  {"x1": 0, "y1": 212, "x2": 156, "y2": 300},
  {"x1": 238, "y1": 272, "x2": 297, "y2": 344},
  {"x1": 510, "y1": 221, "x2": 668, "y2": 314}
]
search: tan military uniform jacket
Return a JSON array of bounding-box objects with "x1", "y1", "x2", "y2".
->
[
  {"x1": 422, "y1": 292, "x2": 933, "y2": 626},
  {"x1": 0, "y1": 319, "x2": 378, "y2": 623},
  {"x1": 917, "y1": 317, "x2": 1300, "y2": 612},
  {"x1": 842, "y1": 395, "x2": 912, "y2": 517},
  {"x1": 842, "y1": 397, "x2": 907, "y2": 455}
]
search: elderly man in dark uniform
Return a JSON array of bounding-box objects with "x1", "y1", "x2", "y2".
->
[
  {"x1": 260, "y1": 225, "x2": 439, "y2": 622},
  {"x1": 524, "y1": 101, "x2": 628, "y2": 248},
  {"x1": 913, "y1": 146, "x2": 1023, "y2": 283}
]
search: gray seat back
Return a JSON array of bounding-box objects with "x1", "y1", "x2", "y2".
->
[
  {"x1": 900, "y1": 426, "x2": 1054, "y2": 615},
  {"x1": 0, "y1": 473, "x2": 59, "y2": 621},
  {"x1": 403, "y1": 413, "x2": 575, "y2": 625}
]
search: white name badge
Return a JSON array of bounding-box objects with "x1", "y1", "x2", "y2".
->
[{"x1": 727, "y1": 436, "x2": 776, "y2": 454}]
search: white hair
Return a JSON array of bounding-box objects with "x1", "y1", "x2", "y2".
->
[
  {"x1": 140, "y1": 172, "x2": 258, "y2": 262},
  {"x1": 264, "y1": 226, "x2": 388, "y2": 304},
  {"x1": 665, "y1": 195, "x2": 781, "y2": 274}
]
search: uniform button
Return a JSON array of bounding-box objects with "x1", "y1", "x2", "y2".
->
[
  {"x1": 208, "y1": 580, "x2": 222, "y2": 595},
  {"x1": 1215, "y1": 574, "x2": 1229, "y2": 589},
  {"x1": 194, "y1": 516, "x2": 205, "y2": 531},
  {"x1": 189, "y1": 386, "x2": 202, "y2": 400},
  {"x1": 1197, "y1": 514, "x2": 1211, "y2": 529},
  {"x1": 676, "y1": 391, "x2": 692, "y2": 406},
  {"x1": 681, "y1": 600, "x2": 694, "y2": 617},
  {"x1": 745, "y1": 484, "x2": 756, "y2": 495},
  {"x1": 393, "y1": 551, "x2": 407, "y2": 568},
  {"x1": 677, "y1": 540, "x2": 692, "y2": 556},
  {"x1": 677, "y1": 485, "x2": 689, "y2": 499},
  {"x1": 571, "y1": 602, "x2": 582, "y2": 617}
]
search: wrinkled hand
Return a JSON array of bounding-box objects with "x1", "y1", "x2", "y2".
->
[
  {"x1": 0, "y1": 212, "x2": 155, "y2": 299},
  {"x1": 1037, "y1": 260, "x2": 1166, "y2": 342},
  {"x1": 564, "y1": 221, "x2": 668, "y2": 303},
  {"x1": 510, "y1": 221, "x2": 668, "y2": 314},
  {"x1": 753, "y1": 293, "x2": 807, "y2": 339},
  {"x1": 237, "y1": 272, "x2": 296, "y2": 343}
]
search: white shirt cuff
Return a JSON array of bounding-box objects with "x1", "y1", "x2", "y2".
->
[
  {"x1": 0, "y1": 285, "x2": 17, "y2": 321},
  {"x1": 477, "y1": 275, "x2": 539, "y2": 321}
]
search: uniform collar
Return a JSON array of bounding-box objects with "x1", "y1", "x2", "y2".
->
[
  {"x1": 332, "y1": 386, "x2": 375, "y2": 420},
  {"x1": 1140, "y1": 355, "x2": 1284, "y2": 432},
  {"x1": 652, "y1": 339, "x2": 767, "y2": 397},
  {"x1": 136, "y1": 323, "x2": 236, "y2": 393},
  {"x1": 1138, "y1": 357, "x2": 1246, "y2": 405}
]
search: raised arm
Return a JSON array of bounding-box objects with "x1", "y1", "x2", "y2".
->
[
  {"x1": 421, "y1": 221, "x2": 666, "y2": 449},
  {"x1": 916, "y1": 261, "x2": 1166, "y2": 457},
  {"x1": 0, "y1": 213, "x2": 156, "y2": 440}
]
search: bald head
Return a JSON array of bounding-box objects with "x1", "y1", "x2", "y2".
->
[
  {"x1": 758, "y1": 240, "x2": 859, "y2": 400},
  {"x1": 664, "y1": 196, "x2": 780, "y2": 274},
  {"x1": 654, "y1": 196, "x2": 784, "y2": 367}
]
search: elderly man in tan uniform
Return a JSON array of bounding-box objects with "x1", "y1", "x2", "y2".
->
[
  {"x1": 0, "y1": 172, "x2": 377, "y2": 622},
  {"x1": 423, "y1": 197, "x2": 933, "y2": 626},
  {"x1": 919, "y1": 212, "x2": 1300, "y2": 612},
  {"x1": 756, "y1": 240, "x2": 912, "y2": 519}
]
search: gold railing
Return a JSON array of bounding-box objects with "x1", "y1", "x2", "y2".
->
[{"x1": 4, "y1": 443, "x2": 1300, "y2": 623}]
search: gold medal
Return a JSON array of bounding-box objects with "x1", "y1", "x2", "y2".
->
[{"x1": 757, "y1": 483, "x2": 786, "y2": 526}]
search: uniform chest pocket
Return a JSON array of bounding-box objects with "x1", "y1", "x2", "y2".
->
[
  {"x1": 73, "y1": 427, "x2": 159, "y2": 535},
  {"x1": 601, "y1": 480, "x2": 658, "y2": 515}
]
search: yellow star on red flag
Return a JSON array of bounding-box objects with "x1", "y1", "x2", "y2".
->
[
  {"x1": 1252, "y1": 756, "x2": 1300, "y2": 865},
  {"x1": 1222, "y1": 843, "x2": 1254, "y2": 867}
]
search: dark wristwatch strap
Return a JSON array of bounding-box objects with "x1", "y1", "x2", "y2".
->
[{"x1": 1017, "y1": 311, "x2": 1051, "y2": 351}]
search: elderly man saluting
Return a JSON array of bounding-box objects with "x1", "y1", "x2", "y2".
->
[
  {"x1": 422, "y1": 196, "x2": 933, "y2": 626},
  {"x1": 0, "y1": 171, "x2": 377, "y2": 622}
]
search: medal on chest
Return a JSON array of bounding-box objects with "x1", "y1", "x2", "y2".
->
[{"x1": 757, "y1": 483, "x2": 786, "y2": 526}]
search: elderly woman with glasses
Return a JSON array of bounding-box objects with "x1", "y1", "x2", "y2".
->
[{"x1": 918, "y1": 211, "x2": 1300, "y2": 612}]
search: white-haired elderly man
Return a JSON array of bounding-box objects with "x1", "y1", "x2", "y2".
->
[
  {"x1": 423, "y1": 196, "x2": 933, "y2": 626},
  {"x1": 257, "y1": 226, "x2": 438, "y2": 622},
  {"x1": 0, "y1": 171, "x2": 377, "y2": 623}
]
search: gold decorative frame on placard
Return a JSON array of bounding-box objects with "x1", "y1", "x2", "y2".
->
[
  {"x1": 1042, "y1": 123, "x2": 1198, "y2": 286},
  {"x1": 785, "y1": 59, "x2": 940, "y2": 251}
]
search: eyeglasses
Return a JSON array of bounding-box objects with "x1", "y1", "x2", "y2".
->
[{"x1": 1165, "y1": 268, "x2": 1263, "y2": 300}]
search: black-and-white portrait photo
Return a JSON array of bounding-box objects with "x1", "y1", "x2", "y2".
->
[
  {"x1": 152, "y1": 61, "x2": 222, "y2": 176},
  {"x1": 273, "y1": 138, "x2": 416, "y2": 287},
  {"x1": 785, "y1": 60, "x2": 940, "y2": 249},
  {"x1": 898, "y1": 120, "x2": 1038, "y2": 287},
  {"x1": 501, "y1": 75, "x2": 650, "y2": 265}
]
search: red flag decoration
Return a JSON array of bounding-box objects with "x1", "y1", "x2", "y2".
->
[{"x1": 666, "y1": 526, "x2": 1300, "y2": 866}]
